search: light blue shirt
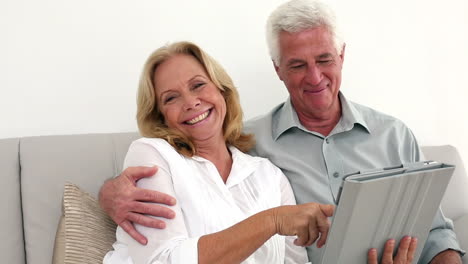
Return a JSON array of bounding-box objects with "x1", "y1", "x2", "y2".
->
[{"x1": 245, "y1": 93, "x2": 463, "y2": 264}]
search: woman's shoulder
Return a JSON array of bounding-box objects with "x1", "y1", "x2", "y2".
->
[
  {"x1": 132, "y1": 137, "x2": 171, "y2": 148},
  {"x1": 125, "y1": 137, "x2": 184, "y2": 168},
  {"x1": 130, "y1": 137, "x2": 182, "y2": 155}
]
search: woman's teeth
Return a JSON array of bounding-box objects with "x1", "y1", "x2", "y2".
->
[{"x1": 186, "y1": 110, "x2": 210, "y2": 125}]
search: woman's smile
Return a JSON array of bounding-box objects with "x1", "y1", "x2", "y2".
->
[{"x1": 184, "y1": 109, "x2": 212, "y2": 125}]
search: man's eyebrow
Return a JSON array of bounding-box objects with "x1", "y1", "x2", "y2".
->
[{"x1": 317, "y1": 53, "x2": 333, "y2": 59}]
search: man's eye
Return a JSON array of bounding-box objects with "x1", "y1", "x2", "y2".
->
[
  {"x1": 291, "y1": 64, "x2": 305, "y2": 69},
  {"x1": 318, "y1": 60, "x2": 332, "y2": 65}
]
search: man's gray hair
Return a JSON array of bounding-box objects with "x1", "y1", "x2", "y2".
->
[{"x1": 266, "y1": 0, "x2": 344, "y2": 65}]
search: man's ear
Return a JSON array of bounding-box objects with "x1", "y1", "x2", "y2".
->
[
  {"x1": 273, "y1": 60, "x2": 283, "y2": 81},
  {"x1": 339, "y1": 43, "x2": 346, "y2": 62}
]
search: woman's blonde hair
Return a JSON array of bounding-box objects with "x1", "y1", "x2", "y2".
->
[{"x1": 137, "y1": 41, "x2": 254, "y2": 156}]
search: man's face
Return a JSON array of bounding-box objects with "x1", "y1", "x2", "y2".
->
[{"x1": 275, "y1": 26, "x2": 345, "y2": 119}]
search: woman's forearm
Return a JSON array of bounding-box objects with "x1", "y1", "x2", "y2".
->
[
  {"x1": 197, "y1": 202, "x2": 333, "y2": 264},
  {"x1": 198, "y1": 209, "x2": 277, "y2": 264}
]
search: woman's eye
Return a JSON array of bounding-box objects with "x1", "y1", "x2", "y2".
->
[
  {"x1": 164, "y1": 96, "x2": 175, "y2": 103},
  {"x1": 193, "y1": 82, "x2": 205, "y2": 89}
]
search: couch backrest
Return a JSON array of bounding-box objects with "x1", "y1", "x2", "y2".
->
[
  {"x1": 0, "y1": 138, "x2": 25, "y2": 264},
  {"x1": 19, "y1": 132, "x2": 139, "y2": 264},
  {"x1": 421, "y1": 145, "x2": 468, "y2": 221},
  {"x1": 1, "y1": 133, "x2": 466, "y2": 263}
]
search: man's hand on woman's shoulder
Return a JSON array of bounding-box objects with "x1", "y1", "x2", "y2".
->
[{"x1": 98, "y1": 166, "x2": 177, "y2": 245}]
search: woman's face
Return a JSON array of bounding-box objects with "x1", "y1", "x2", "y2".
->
[{"x1": 154, "y1": 54, "x2": 226, "y2": 144}]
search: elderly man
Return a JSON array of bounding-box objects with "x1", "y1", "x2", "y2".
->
[{"x1": 99, "y1": 0, "x2": 464, "y2": 263}]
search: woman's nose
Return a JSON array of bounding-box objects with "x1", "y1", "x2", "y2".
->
[{"x1": 183, "y1": 95, "x2": 201, "y2": 111}]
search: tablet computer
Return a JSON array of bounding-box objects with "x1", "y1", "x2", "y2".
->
[{"x1": 319, "y1": 161, "x2": 455, "y2": 264}]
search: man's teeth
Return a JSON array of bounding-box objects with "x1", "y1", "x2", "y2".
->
[{"x1": 186, "y1": 111, "x2": 209, "y2": 125}]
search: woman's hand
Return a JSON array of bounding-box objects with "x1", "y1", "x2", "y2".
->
[
  {"x1": 270, "y1": 203, "x2": 335, "y2": 248},
  {"x1": 368, "y1": 236, "x2": 418, "y2": 264}
]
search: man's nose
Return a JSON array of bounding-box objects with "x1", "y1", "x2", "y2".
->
[
  {"x1": 305, "y1": 65, "x2": 322, "y2": 85},
  {"x1": 183, "y1": 95, "x2": 201, "y2": 111}
]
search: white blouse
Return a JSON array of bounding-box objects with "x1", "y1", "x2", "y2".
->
[{"x1": 104, "y1": 138, "x2": 308, "y2": 264}]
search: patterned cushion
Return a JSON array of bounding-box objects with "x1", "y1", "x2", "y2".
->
[{"x1": 52, "y1": 183, "x2": 117, "y2": 264}]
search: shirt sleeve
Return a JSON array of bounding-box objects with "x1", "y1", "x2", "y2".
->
[
  {"x1": 104, "y1": 140, "x2": 200, "y2": 264},
  {"x1": 418, "y1": 210, "x2": 465, "y2": 264},
  {"x1": 276, "y1": 167, "x2": 309, "y2": 264}
]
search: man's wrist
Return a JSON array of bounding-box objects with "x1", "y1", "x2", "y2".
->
[{"x1": 430, "y1": 249, "x2": 462, "y2": 264}]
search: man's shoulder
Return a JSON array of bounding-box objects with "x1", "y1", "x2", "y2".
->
[
  {"x1": 351, "y1": 101, "x2": 410, "y2": 130},
  {"x1": 244, "y1": 102, "x2": 287, "y2": 157},
  {"x1": 244, "y1": 102, "x2": 285, "y2": 136},
  {"x1": 244, "y1": 114, "x2": 272, "y2": 135}
]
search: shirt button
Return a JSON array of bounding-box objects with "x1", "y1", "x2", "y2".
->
[
  {"x1": 325, "y1": 138, "x2": 330, "y2": 144},
  {"x1": 333, "y1": 172, "x2": 339, "y2": 178}
]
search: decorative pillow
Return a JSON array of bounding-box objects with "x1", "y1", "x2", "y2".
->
[{"x1": 52, "y1": 183, "x2": 117, "y2": 264}]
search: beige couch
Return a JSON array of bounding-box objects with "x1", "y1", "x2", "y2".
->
[{"x1": 1, "y1": 132, "x2": 467, "y2": 263}]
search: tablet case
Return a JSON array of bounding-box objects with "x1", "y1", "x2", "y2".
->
[{"x1": 320, "y1": 161, "x2": 455, "y2": 264}]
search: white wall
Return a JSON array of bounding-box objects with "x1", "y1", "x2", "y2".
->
[{"x1": 2, "y1": 0, "x2": 468, "y2": 161}]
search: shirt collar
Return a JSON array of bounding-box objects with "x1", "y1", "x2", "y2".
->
[
  {"x1": 338, "y1": 93, "x2": 370, "y2": 134},
  {"x1": 273, "y1": 92, "x2": 370, "y2": 140},
  {"x1": 193, "y1": 146, "x2": 260, "y2": 188},
  {"x1": 272, "y1": 97, "x2": 301, "y2": 140},
  {"x1": 226, "y1": 146, "x2": 260, "y2": 187}
]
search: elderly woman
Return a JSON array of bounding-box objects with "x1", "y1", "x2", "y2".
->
[{"x1": 103, "y1": 41, "x2": 333, "y2": 264}]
